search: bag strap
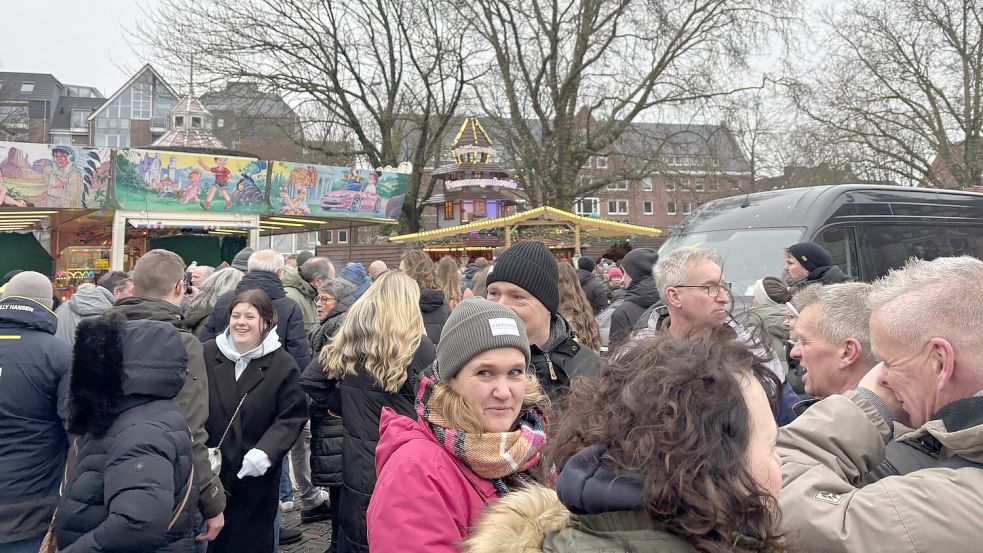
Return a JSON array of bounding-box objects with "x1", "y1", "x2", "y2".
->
[
  {"x1": 215, "y1": 393, "x2": 248, "y2": 450},
  {"x1": 166, "y1": 462, "x2": 195, "y2": 532}
]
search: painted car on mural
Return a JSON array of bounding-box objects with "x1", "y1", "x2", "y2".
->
[{"x1": 320, "y1": 189, "x2": 383, "y2": 214}]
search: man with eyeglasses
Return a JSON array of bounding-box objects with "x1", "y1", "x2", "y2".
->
[
  {"x1": 641, "y1": 247, "x2": 797, "y2": 424},
  {"x1": 777, "y1": 256, "x2": 983, "y2": 552}
]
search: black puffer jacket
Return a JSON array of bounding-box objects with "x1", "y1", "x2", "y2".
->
[
  {"x1": 300, "y1": 297, "x2": 354, "y2": 491},
  {"x1": 789, "y1": 264, "x2": 850, "y2": 290},
  {"x1": 199, "y1": 270, "x2": 312, "y2": 370},
  {"x1": 324, "y1": 336, "x2": 436, "y2": 553},
  {"x1": 419, "y1": 288, "x2": 451, "y2": 345},
  {"x1": 55, "y1": 317, "x2": 197, "y2": 552},
  {"x1": 608, "y1": 276, "x2": 660, "y2": 345},
  {"x1": 577, "y1": 269, "x2": 609, "y2": 315}
]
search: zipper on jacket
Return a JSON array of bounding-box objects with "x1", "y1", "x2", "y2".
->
[{"x1": 546, "y1": 355, "x2": 557, "y2": 380}]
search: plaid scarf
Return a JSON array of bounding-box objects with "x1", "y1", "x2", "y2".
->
[{"x1": 416, "y1": 363, "x2": 548, "y2": 496}]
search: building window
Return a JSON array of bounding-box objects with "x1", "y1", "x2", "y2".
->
[
  {"x1": 683, "y1": 201, "x2": 693, "y2": 214},
  {"x1": 596, "y1": 155, "x2": 608, "y2": 169},
  {"x1": 337, "y1": 229, "x2": 349, "y2": 244},
  {"x1": 324, "y1": 230, "x2": 333, "y2": 243},
  {"x1": 192, "y1": 116, "x2": 203, "y2": 128},
  {"x1": 710, "y1": 181, "x2": 720, "y2": 191},
  {"x1": 643, "y1": 201, "x2": 654, "y2": 215},
  {"x1": 174, "y1": 115, "x2": 185, "y2": 128},
  {"x1": 680, "y1": 178, "x2": 691, "y2": 191},
  {"x1": 642, "y1": 177, "x2": 653, "y2": 191},
  {"x1": 732, "y1": 181, "x2": 741, "y2": 191},
  {"x1": 443, "y1": 201, "x2": 455, "y2": 220},
  {"x1": 474, "y1": 199, "x2": 487, "y2": 217},
  {"x1": 70, "y1": 109, "x2": 90, "y2": 129},
  {"x1": 607, "y1": 181, "x2": 628, "y2": 191},
  {"x1": 51, "y1": 135, "x2": 71, "y2": 146},
  {"x1": 20, "y1": 82, "x2": 35, "y2": 93},
  {"x1": 217, "y1": 118, "x2": 224, "y2": 128},
  {"x1": 695, "y1": 178, "x2": 704, "y2": 192},
  {"x1": 0, "y1": 105, "x2": 28, "y2": 128},
  {"x1": 607, "y1": 199, "x2": 629, "y2": 215},
  {"x1": 574, "y1": 197, "x2": 599, "y2": 216},
  {"x1": 96, "y1": 116, "x2": 107, "y2": 129},
  {"x1": 666, "y1": 179, "x2": 675, "y2": 192},
  {"x1": 131, "y1": 83, "x2": 152, "y2": 119},
  {"x1": 581, "y1": 157, "x2": 591, "y2": 169},
  {"x1": 667, "y1": 201, "x2": 677, "y2": 215}
]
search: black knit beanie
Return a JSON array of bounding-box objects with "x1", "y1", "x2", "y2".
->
[
  {"x1": 787, "y1": 243, "x2": 832, "y2": 273},
  {"x1": 621, "y1": 248, "x2": 659, "y2": 281},
  {"x1": 577, "y1": 256, "x2": 596, "y2": 272},
  {"x1": 486, "y1": 241, "x2": 559, "y2": 314}
]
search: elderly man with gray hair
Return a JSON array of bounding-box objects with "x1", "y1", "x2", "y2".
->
[
  {"x1": 282, "y1": 256, "x2": 335, "y2": 333},
  {"x1": 641, "y1": 247, "x2": 798, "y2": 424},
  {"x1": 787, "y1": 283, "x2": 876, "y2": 411},
  {"x1": 778, "y1": 256, "x2": 983, "y2": 552}
]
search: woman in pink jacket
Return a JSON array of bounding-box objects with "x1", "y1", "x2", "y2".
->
[{"x1": 367, "y1": 297, "x2": 550, "y2": 552}]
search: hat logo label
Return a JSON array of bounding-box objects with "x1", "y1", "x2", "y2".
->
[{"x1": 488, "y1": 317, "x2": 520, "y2": 337}]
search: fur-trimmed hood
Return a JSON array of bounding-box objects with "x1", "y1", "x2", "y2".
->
[
  {"x1": 69, "y1": 313, "x2": 188, "y2": 436},
  {"x1": 463, "y1": 485, "x2": 573, "y2": 553}
]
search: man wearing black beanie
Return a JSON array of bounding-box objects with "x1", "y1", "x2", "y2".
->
[
  {"x1": 576, "y1": 257, "x2": 609, "y2": 314},
  {"x1": 487, "y1": 241, "x2": 600, "y2": 399},
  {"x1": 609, "y1": 247, "x2": 661, "y2": 344},
  {"x1": 785, "y1": 242, "x2": 849, "y2": 290}
]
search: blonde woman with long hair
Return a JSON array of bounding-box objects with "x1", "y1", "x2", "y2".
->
[
  {"x1": 557, "y1": 263, "x2": 602, "y2": 351},
  {"x1": 302, "y1": 270, "x2": 435, "y2": 553},
  {"x1": 435, "y1": 255, "x2": 465, "y2": 310}
]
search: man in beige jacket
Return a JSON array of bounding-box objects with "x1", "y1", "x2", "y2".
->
[{"x1": 778, "y1": 256, "x2": 983, "y2": 552}]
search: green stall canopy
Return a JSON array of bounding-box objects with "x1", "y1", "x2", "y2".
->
[{"x1": 0, "y1": 232, "x2": 55, "y2": 278}]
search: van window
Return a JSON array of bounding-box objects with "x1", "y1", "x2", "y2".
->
[
  {"x1": 859, "y1": 225, "x2": 983, "y2": 279},
  {"x1": 659, "y1": 227, "x2": 804, "y2": 296},
  {"x1": 815, "y1": 227, "x2": 860, "y2": 281}
]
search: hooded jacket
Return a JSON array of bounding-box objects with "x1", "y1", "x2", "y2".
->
[
  {"x1": 532, "y1": 315, "x2": 601, "y2": 401},
  {"x1": 576, "y1": 269, "x2": 609, "y2": 315},
  {"x1": 281, "y1": 265, "x2": 319, "y2": 333},
  {"x1": 54, "y1": 317, "x2": 197, "y2": 552},
  {"x1": 367, "y1": 409, "x2": 499, "y2": 552},
  {"x1": 54, "y1": 285, "x2": 116, "y2": 345},
  {"x1": 320, "y1": 336, "x2": 436, "y2": 553},
  {"x1": 110, "y1": 296, "x2": 225, "y2": 519},
  {"x1": 463, "y1": 264, "x2": 481, "y2": 290},
  {"x1": 738, "y1": 303, "x2": 790, "y2": 376},
  {"x1": 419, "y1": 287, "x2": 451, "y2": 345},
  {"x1": 464, "y1": 445, "x2": 699, "y2": 553},
  {"x1": 778, "y1": 389, "x2": 983, "y2": 552},
  {"x1": 199, "y1": 270, "x2": 312, "y2": 370},
  {"x1": 0, "y1": 297, "x2": 72, "y2": 543},
  {"x1": 789, "y1": 264, "x2": 849, "y2": 290},
  {"x1": 608, "y1": 275, "x2": 660, "y2": 344}
]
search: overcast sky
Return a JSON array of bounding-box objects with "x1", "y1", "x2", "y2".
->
[{"x1": 0, "y1": 0, "x2": 147, "y2": 97}]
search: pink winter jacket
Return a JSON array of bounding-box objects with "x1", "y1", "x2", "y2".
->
[{"x1": 367, "y1": 408, "x2": 499, "y2": 552}]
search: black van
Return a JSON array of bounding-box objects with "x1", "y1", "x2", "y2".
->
[{"x1": 658, "y1": 184, "x2": 983, "y2": 296}]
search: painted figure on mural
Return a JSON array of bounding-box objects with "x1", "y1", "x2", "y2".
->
[
  {"x1": 364, "y1": 170, "x2": 380, "y2": 195},
  {"x1": 42, "y1": 145, "x2": 84, "y2": 208},
  {"x1": 180, "y1": 170, "x2": 203, "y2": 204},
  {"x1": 279, "y1": 165, "x2": 316, "y2": 215},
  {"x1": 199, "y1": 156, "x2": 233, "y2": 210},
  {"x1": 0, "y1": 169, "x2": 30, "y2": 207}
]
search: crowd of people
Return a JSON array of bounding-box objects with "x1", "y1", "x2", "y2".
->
[{"x1": 2, "y1": 237, "x2": 982, "y2": 553}]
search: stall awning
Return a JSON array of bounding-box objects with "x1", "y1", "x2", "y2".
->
[{"x1": 389, "y1": 206, "x2": 661, "y2": 243}]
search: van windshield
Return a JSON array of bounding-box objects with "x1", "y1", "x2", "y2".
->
[{"x1": 658, "y1": 228, "x2": 804, "y2": 296}]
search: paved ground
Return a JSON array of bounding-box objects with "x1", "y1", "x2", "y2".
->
[{"x1": 281, "y1": 510, "x2": 332, "y2": 553}]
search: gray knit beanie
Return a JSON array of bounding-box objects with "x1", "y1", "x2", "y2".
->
[
  {"x1": 2, "y1": 271, "x2": 55, "y2": 309},
  {"x1": 437, "y1": 296, "x2": 531, "y2": 381}
]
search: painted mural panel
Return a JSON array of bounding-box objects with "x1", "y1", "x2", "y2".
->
[
  {"x1": 269, "y1": 162, "x2": 409, "y2": 221},
  {"x1": 114, "y1": 149, "x2": 269, "y2": 213},
  {"x1": 0, "y1": 142, "x2": 113, "y2": 208}
]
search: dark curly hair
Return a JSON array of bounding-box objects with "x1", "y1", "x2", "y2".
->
[{"x1": 545, "y1": 334, "x2": 790, "y2": 553}]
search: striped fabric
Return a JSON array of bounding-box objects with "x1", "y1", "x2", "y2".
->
[{"x1": 416, "y1": 363, "x2": 548, "y2": 496}]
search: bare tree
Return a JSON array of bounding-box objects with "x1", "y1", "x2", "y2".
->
[
  {"x1": 137, "y1": 0, "x2": 478, "y2": 231},
  {"x1": 459, "y1": 0, "x2": 795, "y2": 209},
  {"x1": 792, "y1": 0, "x2": 983, "y2": 188}
]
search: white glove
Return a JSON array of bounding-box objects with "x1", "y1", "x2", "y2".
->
[{"x1": 237, "y1": 448, "x2": 271, "y2": 479}]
